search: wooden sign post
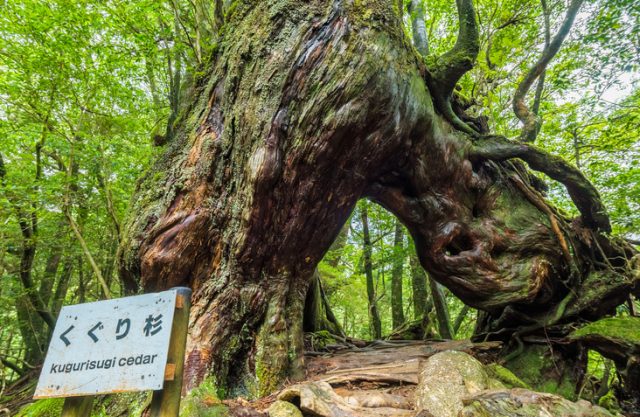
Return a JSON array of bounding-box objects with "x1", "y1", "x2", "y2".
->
[
  {"x1": 34, "y1": 287, "x2": 192, "y2": 417},
  {"x1": 149, "y1": 287, "x2": 191, "y2": 417}
]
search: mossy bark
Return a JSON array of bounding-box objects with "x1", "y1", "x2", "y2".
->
[
  {"x1": 503, "y1": 343, "x2": 587, "y2": 401},
  {"x1": 571, "y1": 317, "x2": 640, "y2": 411},
  {"x1": 303, "y1": 271, "x2": 343, "y2": 337},
  {"x1": 119, "y1": 0, "x2": 639, "y2": 396}
]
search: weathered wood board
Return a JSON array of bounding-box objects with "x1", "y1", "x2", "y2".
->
[{"x1": 34, "y1": 290, "x2": 178, "y2": 398}]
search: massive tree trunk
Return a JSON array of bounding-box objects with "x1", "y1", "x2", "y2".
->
[{"x1": 119, "y1": 0, "x2": 639, "y2": 397}]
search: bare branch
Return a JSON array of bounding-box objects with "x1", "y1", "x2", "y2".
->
[
  {"x1": 214, "y1": 0, "x2": 224, "y2": 30},
  {"x1": 530, "y1": 0, "x2": 551, "y2": 119},
  {"x1": 424, "y1": 0, "x2": 480, "y2": 136},
  {"x1": 514, "y1": 0, "x2": 583, "y2": 142},
  {"x1": 486, "y1": 6, "x2": 528, "y2": 70},
  {"x1": 408, "y1": 0, "x2": 429, "y2": 56},
  {"x1": 469, "y1": 135, "x2": 611, "y2": 233},
  {"x1": 433, "y1": 0, "x2": 480, "y2": 94},
  {"x1": 65, "y1": 208, "x2": 112, "y2": 300}
]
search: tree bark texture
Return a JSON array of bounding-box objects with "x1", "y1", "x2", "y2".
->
[
  {"x1": 119, "y1": 0, "x2": 639, "y2": 396},
  {"x1": 303, "y1": 270, "x2": 344, "y2": 337}
]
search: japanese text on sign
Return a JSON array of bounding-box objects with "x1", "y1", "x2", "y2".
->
[{"x1": 34, "y1": 290, "x2": 177, "y2": 398}]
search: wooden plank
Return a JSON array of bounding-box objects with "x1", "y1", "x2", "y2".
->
[
  {"x1": 149, "y1": 287, "x2": 192, "y2": 417},
  {"x1": 61, "y1": 396, "x2": 94, "y2": 417},
  {"x1": 164, "y1": 363, "x2": 176, "y2": 381},
  {"x1": 305, "y1": 340, "x2": 501, "y2": 378}
]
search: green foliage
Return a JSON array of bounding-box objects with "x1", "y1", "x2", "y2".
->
[
  {"x1": 319, "y1": 201, "x2": 413, "y2": 339},
  {"x1": 91, "y1": 392, "x2": 152, "y2": 417},
  {"x1": 15, "y1": 398, "x2": 64, "y2": 417},
  {"x1": 307, "y1": 330, "x2": 336, "y2": 350},
  {"x1": 180, "y1": 378, "x2": 229, "y2": 417},
  {"x1": 485, "y1": 363, "x2": 531, "y2": 389},
  {"x1": 599, "y1": 390, "x2": 624, "y2": 414},
  {"x1": 0, "y1": 0, "x2": 218, "y2": 387},
  {"x1": 571, "y1": 317, "x2": 640, "y2": 344},
  {"x1": 504, "y1": 345, "x2": 578, "y2": 401}
]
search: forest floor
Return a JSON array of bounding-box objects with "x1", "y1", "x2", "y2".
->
[
  {"x1": 2, "y1": 339, "x2": 515, "y2": 416},
  {"x1": 225, "y1": 339, "x2": 503, "y2": 417}
]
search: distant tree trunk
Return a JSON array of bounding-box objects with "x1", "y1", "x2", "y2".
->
[
  {"x1": 303, "y1": 270, "x2": 344, "y2": 336},
  {"x1": 66, "y1": 210, "x2": 111, "y2": 299},
  {"x1": 14, "y1": 213, "x2": 55, "y2": 363},
  {"x1": 77, "y1": 257, "x2": 86, "y2": 304},
  {"x1": 119, "y1": 0, "x2": 638, "y2": 396},
  {"x1": 361, "y1": 203, "x2": 382, "y2": 340},
  {"x1": 429, "y1": 276, "x2": 453, "y2": 339},
  {"x1": 51, "y1": 257, "x2": 74, "y2": 315},
  {"x1": 14, "y1": 296, "x2": 43, "y2": 365},
  {"x1": 325, "y1": 223, "x2": 349, "y2": 269},
  {"x1": 453, "y1": 305, "x2": 471, "y2": 336},
  {"x1": 407, "y1": 0, "x2": 428, "y2": 55},
  {"x1": 39, "y1": 233, "x2": 64, "y2": 308},
  {"x1": 410, "y1": 253, "x2": 429, "y2": 320},
  {"x1": 28, "y1": 237, "x2": 65, "y2": 350},
  {"x1": 391, "y1": 220, "x2": 405, "y2": 330}
]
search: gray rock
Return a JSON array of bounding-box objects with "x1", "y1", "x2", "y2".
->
[
  {"x1": 415, "y1": 351, "x2": 619, "y2": 417},
  {"x1": 415, "y1": 350, "x2": 504, "y2": 417},
  {"x1": 267, "y1": 400, "x2": 303, "y2": 417},
  {"x1": 460, "y1": 388, "x2": 619, "y2": 417}
]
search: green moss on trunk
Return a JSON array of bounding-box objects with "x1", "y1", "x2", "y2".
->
[{"x1": 504, "y1": 344, "x2": 583, "y2": 401}]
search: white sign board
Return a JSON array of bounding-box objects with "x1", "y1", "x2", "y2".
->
[{"x1": 34, "y1": 290, "x2": 177, "y2": 398}]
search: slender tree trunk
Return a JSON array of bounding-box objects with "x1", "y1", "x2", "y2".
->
[
  {"x1": 16, "y1": 214, "x2": 55, "y2": 331},
  {"x1": 410, "y1": 253, "x2": 429, "y2": 320},
  {"x1": 39, "y1": 222, "x2": 67, "y2": 308},
  {"x1": 51, "y1": 257, "x2": 74, "y2": 315},
  {"x1": 391, "y1": 220, "x2": 405, "y2": 330},
  {"x1": 28, "y1": 235, "x2": 65, "y2": 349},
  {"x1": 360, "y1": 203, "x2": 382, "y2": 340},
  {"x1": 572, "y1": 130, "x2": 582, "y2": 170},
  {"x1": 96, "y1": 165, "x2": 121, "y2": 242},
  {"x1": 77, "y1": 257, "x2": 86, "y2": 304},
  {"x1": 165, "y1": 5, "x2": 183, "y2": 140},
  {"x1": 303, "y1": 270, "x2": 344, "y2": 336},
  {"x1": 325, "y1": 223, "x2": 349, "y2": 269},
  {"x1": 65, "y1": 210, "x2": 111, "y2": 299},
  {"x1": 14, "y1": 295, "x2": 43, "y2": 365},
  {"x1": 408, "y1": 0, "x2": 429, "y2": 56},
  {"x1": 453, "y1": 305, "x2": 470, "y2": 336},
  {"x1": 145, "y1": 58, "x2": 162, "y2": 110},
  {"x1": 39, "y1": 245, "x2": 62, "y2": 308},
  {"x1": 429, "y1": 276, "x2": 453, "y2": 339},
  {"x1": 1, "y1": 154, "x2": 55, "y2": 332}
]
